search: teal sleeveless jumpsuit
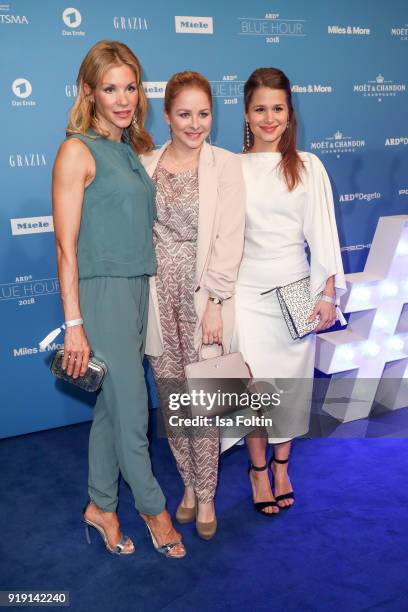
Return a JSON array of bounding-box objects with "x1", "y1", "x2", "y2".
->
[{"x1": 69, "y1": 130, "x2": 166, "y2": 515}]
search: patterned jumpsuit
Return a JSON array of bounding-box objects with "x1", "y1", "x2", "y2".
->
[{"x1": 149, "y1": 160, "x2": 219, "y2": 504}]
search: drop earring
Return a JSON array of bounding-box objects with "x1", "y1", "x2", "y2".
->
[
  {"x1": 132, "y1": 114, "x2": 138, "y2": 127},
  {"x1": 245, "y1": 121, "x2": 252, "y2": 151}
]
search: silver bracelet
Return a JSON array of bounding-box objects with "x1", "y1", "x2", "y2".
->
[{"x1": 320, "y1": 295, "x2": 336, "y2": 305}]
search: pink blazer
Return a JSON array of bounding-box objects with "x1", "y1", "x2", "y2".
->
[{"x1": 141, "y1": 141, "x2": 245, "y2": 357}]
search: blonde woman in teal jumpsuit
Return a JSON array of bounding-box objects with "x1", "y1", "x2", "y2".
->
[{"x1": 52, "y1": 41, "x2": 185, "y2": 558}]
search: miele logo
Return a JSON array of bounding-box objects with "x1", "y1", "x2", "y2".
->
[
  {"x1": 143, "y1": 81, "x2": 166, "y2": 98},
  {"x1": 175, "y1": 16, "x2": 213, "y2": 34},
  {"x1": 10, "y1": 216, "x2": 54, "y2": 236},
  {"x1": 9, "y1": 153, "x2": 47, "y2": 168}
]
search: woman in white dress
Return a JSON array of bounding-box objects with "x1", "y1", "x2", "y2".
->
[{"x1": 233, "y1": 68, "x2": 346, "y2": 515}]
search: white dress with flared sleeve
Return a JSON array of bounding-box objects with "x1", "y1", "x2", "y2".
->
[{"x1": 222, "y1": 151, "x2": 345, "y2": 450}]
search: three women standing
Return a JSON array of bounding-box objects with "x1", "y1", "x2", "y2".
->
[
  {"x1": 52, "y1": 41, "x2": 185, "y2": 557},
  {"x1": 142, "y1": 72, "x2": 245, "y2": 539}
]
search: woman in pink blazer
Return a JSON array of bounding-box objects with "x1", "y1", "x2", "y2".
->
[{"x1": 141, "y1": 71, "x2": 245, "y2": 540}]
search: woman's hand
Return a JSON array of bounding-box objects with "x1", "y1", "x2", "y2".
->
[
  {"x1": 309, "y1": 300, "x2": 336, "y2": 332},
  {"x1": 202, "y1": 301, "x2": 223, "y2": 345},
  {"x1": 62, "y1": 325, "x2": 91, "y2": 378}
]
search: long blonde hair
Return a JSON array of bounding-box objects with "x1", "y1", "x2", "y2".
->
[{"x1": 67, "y1": 40, "x2": 153, "y2": 153}]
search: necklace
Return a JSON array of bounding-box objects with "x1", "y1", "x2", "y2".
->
[{"x1": 162, "y1": 144, "x2": 199, "y2": 173}]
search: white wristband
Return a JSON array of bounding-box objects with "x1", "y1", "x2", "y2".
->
[
  {"x1": 64, "y1": 318, "x2": 84, "y2": 328},
  {"x1": 321, "y1": 295, "x2": 336, "y2": 305},
  {"x1": 39, "y1": 318, "x2": 83, "y2": 350}
]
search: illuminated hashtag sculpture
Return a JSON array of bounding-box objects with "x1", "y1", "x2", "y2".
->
[{"x1": 315, "y1": 215, "x2": 408, "y2": 422}]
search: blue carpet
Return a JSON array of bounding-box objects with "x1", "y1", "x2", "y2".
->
[{"x1": 1, "y1": 421, "x2": 408, "y2": 612}]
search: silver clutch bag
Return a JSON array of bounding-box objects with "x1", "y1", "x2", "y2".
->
[
  {"x1": 50, "y1": 349, "x2": 107, "y2": 392},
  {"x1": 262, "y1": 276, "x2": 322, "y2": 340}
]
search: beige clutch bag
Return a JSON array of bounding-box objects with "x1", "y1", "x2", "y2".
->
[{"x1": 184, "y1": 349, "x2": 252, "y2": 418}]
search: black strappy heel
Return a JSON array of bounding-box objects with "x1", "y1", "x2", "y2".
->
[
  {"x1": 248, "y1": 462, "x2": 279, "y2": 515},
  {"x1": 268, "y1": 457, "x2": 295, "y2": 509}
]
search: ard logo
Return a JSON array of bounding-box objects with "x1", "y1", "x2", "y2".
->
[{"x1": 12, "y1": 78, "x2": 32, "y2": 99}]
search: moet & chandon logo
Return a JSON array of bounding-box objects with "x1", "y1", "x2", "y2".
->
[
  {"x1": 353, "y1": 74, "x2": 406, "y2": 101},
  {"x1": 11, "y1": 78, "x2": 36, "y2": 107},
  {"x1": 310, "y1": 130, "x2": 365, "y2": 157},
  {"x1": 143, "y1": 82, "x2": 166, "y2": 98},
  {"x1": 238, "y1": 13, "x2": 306, "y2": 44},
  {"x1": 210, "y1": 75, "x2": 244, "y2": 105},
  {"x1": 0, "y1": 3, "x2": 29, "y2": 24},
  {"x1": 10, "y1": 216, "x2": 54, "y2": 236},
  {"x1": 175, "y1": 16, "x2": 213, "y2": 34},
  {"x1": 62, "y1": 7, "x2": 85, "y2": 36},
  {"x1": 390, "y1": 24, "x2": 408, "y2": 41}
]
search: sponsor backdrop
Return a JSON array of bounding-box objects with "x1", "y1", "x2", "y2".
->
[{"x1": 1, "y1": 0, "x2": 407, "y2": 437}]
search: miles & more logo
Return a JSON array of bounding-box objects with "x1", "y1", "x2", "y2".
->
[
  {"x1": 210, "y1": 75, "x2": 244, "y2": 106},
  {"x1": 0, "y1": 3, "x2": 28, "y2": 24},
  {"x1": 310, "y1": 130, "x2": 365, "y2": 157},
  {"x1": 292, "y1": 83, "x2": 333, "y2": 94},
  {"x1": 238, "y1": 13, "x2": 306, "y2": 44},
  {"x1": 353, "y1": 74, "x2": 406, "y2": 101},
  {"x1": 62, "y1": 7, "x2": 85, "y2": 36},
  {"x1": 328, "y1": 24, "x2": 370, "y2": 36},
  {"x1": 10, "y1": 216, "x2": 54, "y2": 236},
  {"x1": 175, "y1": 16, "x2": 213, "y2": 34}
]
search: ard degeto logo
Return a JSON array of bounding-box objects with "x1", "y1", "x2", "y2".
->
[
  {"x1": 63, "y1": 7, "x2": 81, "y2": 28},
  {"x1": 12, "y1": 77, "x2": 32, "y2": 99},
  {"x1": 175, "y1": 16, "x2": 213, "y2": 34},
  {"x1": 238, "y1": 12, "x2": 306, "y2": 45}
]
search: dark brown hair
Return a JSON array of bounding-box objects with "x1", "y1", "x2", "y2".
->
[
  {"x1": 164, "y1": 71, "x2": 212, "y2": 113},
  {"x1": 244, "y1": 67, "x2": 303, "y2": 190}
]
